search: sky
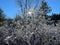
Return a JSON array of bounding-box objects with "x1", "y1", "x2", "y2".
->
[{"x1": 0, "y1": 0, "x2": 60, "y2": 18}]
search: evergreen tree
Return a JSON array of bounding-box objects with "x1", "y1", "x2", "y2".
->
[
  {"x1": 40, "y1": 0, "x2": 51, "y2": 16},
  {"x1": 0, "y1": 8, "x2": 6, "y2": 26},
  {"x1": 0, "y1": 8, "x2": 6, "y2": 22}
]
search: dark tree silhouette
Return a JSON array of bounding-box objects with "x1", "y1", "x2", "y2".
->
[{"x1": 0, "y1": 8, "x2": 6, "y2": 26}]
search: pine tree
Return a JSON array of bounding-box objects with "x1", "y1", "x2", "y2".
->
[
  {"x1": 0, "y1": 8, "x2": 6, "y2": 22},
  {"x1": 0, "y1": 8, "x2": 6, "y2": 26},
  {"x1": 40, "y1": 0, "x2": 51, "y2": 16}
]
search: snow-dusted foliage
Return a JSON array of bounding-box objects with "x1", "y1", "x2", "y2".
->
[{"x1": 0, "y1": 11, "x2": 60, "y2": 45}]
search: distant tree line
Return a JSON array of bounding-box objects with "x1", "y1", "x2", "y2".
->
[{"x1": 51, "y1": 13, "x2": 60, "y2": 20}]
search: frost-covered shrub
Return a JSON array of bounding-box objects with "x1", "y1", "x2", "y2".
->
[{"x1": 0, "y1": 13, "x2": 60, "y2": 45}]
